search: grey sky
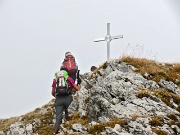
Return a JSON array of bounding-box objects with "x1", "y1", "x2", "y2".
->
[{"x1": 0, "y1": 0, "x2": 180, "y2": 118}]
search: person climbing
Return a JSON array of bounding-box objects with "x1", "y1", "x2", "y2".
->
[
  {"x1": 60, "y1": 52, "x2": 78, "y2": 82},
  {"x1": 51, "y1": 69, "x2": 81, "y2": 134}
]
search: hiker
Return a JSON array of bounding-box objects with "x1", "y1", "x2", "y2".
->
[
  {"x1": 90, "y1": 66, "x2": 97, "y2": 72},
  {"x1": 60, "y1": 52, "x2": 78, "y2": 82},
  {"x1": 51, "y1": 70, "x2": 81, "y2": 134}
]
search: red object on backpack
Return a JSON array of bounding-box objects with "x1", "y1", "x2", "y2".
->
[{"x1": 63, "y1": 55, "x2": 77, "y2": 70}]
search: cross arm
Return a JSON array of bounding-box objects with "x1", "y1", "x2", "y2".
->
[
  {"x1": 94, "y1": 38, "x2": 106, "y2": 42},
  {"x1": 111, "y1": 35, "x2": 123, "y2": 40}
]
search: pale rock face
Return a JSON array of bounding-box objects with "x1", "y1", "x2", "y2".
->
[
  {"x1": 0, "y1": 131, "x2": 5, "y2": 135},
  {"x1": 5, "y1": 121, "x2": 38, "y2": 135},
  {"x1": 159, "y1": 79, "x2": 180, "y2": 94},
  {"x1": 85, "y1": 61, "x2": 179, "y2": 122},
  {"x1": 25, "y1": 124, "x2": 33, "y2": 134},
  {"x1": 1, "y1": 59, "x2": 180, "y2": 135},
  {"x1": 171, "y1": 125, "x2": 180, "y2": 134}
]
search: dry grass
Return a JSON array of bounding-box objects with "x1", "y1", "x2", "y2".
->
[
  {"x1": 64, "y1": 111, "x2": 88, "y2": 130},
  {"x1": 154, "y1": 88, "x2": 180, "y2": 111},
  {"x1": 177, "y1": 104, "x2": 180, "y2": 112},
  {"x1": 85, "y1": 97, "x2": 90, "y2": 103},
  {"x1": 167, "y1": 114, "x2": 178, "y2": 121},
  {"x1": 130, "y1": 114, "x2": 147, "y2": 121},
  {"x1": 131, "y1": 114, "x2": 139, "y2": 121},
  {"x1": 0, "y1": 117, "x2": 19, "y2": 132},
  {"x1": 0, "y1": 107, "x2": 54, "y2": 134},
  {"x1": 167, "y1": 113, "x2": 180, "y2": 128},
  {"x1": 152, "y1": 128, "x2": 168, "y2": 135},
  {"x1": 121, "y1": 56, "x2": 180, "y2": 86},
  {"x1": 0, "y1": 102, "x2": 88, "y2": 134},
  {"x1": 154, "y1": 89, "x2": 173, "y2": 107},
  {"x1": 168, "y1": 120, "x2": 180, "y2": 128},
  {"x1": 136, "y1": 87, "x2": 152, "y2": 99},
  {"x1": 0, "y1": 99, "x2": 55, "y2": 134},
  {"x1": 136, "y1": 90, "x2": 151, "y2": 98},
  {"x1": 22, "y1": 101, "x2": 55, "y2": 134},
  {"x1": 149, "y1": 115, "x2": 164, "y2": 127},
  {"x1": 88, "y1": 118, "x2": 127, "y2": 134}
]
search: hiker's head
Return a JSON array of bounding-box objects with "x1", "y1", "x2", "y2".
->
[{"x1": 65, "y1": 52, "x2": 72, "y2": 57}]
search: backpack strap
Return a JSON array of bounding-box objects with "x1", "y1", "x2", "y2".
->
[
  {"x1": 55, "y1": 72, "x2": 59, "y2": 87},
  {"x1": 55, "y1": 72, "x2": 59, "y2": 81},
  {"x1": 64, "y1": 55, "x2": 75, "y2": 60}
]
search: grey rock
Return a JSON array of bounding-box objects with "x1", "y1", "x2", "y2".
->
[
  {"x1": 25, "y1": 124, "x2": 33, "y2": 134},
  {"x1": 72, "y1": 123, "x2": 88, "y2": 134},
  {"x1": 98, "y1": 116, "x2": 110, "y2": 123},
  {"x1": 171, "y1": 125, "x2": 180, "y2": 134},
  {"x1": 0, "y1": 131, "x2": 5, "y2": 135},
  {"x1": 159, "y1": 79, "x2": 180, "y2": 94},
  {"x1": 105, "y1": 127, "x2": 122, "y2": 135}
]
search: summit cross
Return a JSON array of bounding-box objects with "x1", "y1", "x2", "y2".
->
[{"x1": 94, "y1": 23, "x2": 123, "y2": 62}]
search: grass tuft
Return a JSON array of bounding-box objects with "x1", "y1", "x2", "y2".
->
[
  {"x1": 64, "y1": 111, "x2": 88, "y2": 130},
  {"x1": 152, "y1": 128, "x2": 168, "y2": 135},
  {"x1": 167, "y1": 114, "x2": 178, "y2": 121},
  {"x1": 0, "y1": 117, "x2": 19, "y2": 132},
  {"x1": 88, "y1": 118, "x2": 127, "y2": 134},
  {"x1": 149, "y1": 115, "x2": 164, "y2": 127},
  {"x1": 121, "y1": 56, "x2": 180, "y2": 87},
  {"x1": 154, "y1": 89, "x2": 180, "y2": 109},
  {"x1": 177, "y1": 104, "x2": 180, "y2": 112},
  {"x1": 136, "y1": 90, "x2": 151, "y2": 98}
]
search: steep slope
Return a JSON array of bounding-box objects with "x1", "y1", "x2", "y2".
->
[{"x1": 0, "y1": 58, "x2": 180, "y2": 135}]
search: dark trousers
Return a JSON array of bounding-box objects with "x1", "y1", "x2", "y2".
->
[{"x1": 54, "y1": 94, "x2": 73, "y2": 133}]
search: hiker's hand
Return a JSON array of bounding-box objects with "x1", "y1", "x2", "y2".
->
[{"x1": 77, "y1": 78, "x2": 81, "y2": 85}]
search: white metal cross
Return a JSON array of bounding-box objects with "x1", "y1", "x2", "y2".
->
[{"x1": 94, "y1": 23, "x2": 123, "y2": 62}]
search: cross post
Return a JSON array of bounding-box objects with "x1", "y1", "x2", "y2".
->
[{"x1": 94, "y1": 23, "x2": 123, "y2": 62}]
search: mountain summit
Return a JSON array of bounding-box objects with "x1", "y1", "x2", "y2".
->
[{"x1": 1, "y1": 57, "x2": 180, "y2": 135}]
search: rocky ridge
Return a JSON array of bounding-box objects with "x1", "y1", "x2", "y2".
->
[{"x1": 0, "y1": 59, "x2": 180, "y2": 135}]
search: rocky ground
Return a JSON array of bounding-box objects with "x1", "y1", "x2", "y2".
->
[{"x1": 0, "y1": 59, "x2": 180, "y2": 135}]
